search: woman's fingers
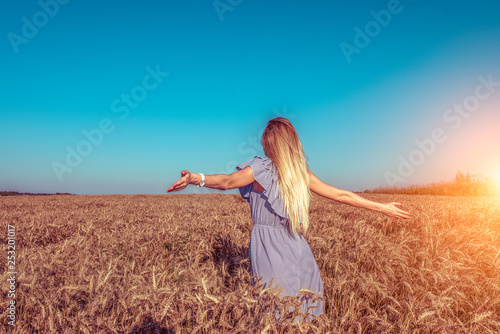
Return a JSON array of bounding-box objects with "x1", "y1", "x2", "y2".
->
[
  {"x1": 167, "y1": 171, "x2": 191, "y2": 192},
  {"x1": 167, "y1": 182, "x2": 187, "y2": 192},
  {"x1": 397, "y1": 204, "x2": 412, "y2": 219},
  {"x1": 174, "y1": 179, "x2": 188, "y2": 189},
  {"x1": 396, "y1": 210, "x2": 411, "y2": 219},
  {"x1": 397, "y1": 210, "x2": 411, "y2": 219},
  {"x1": 167, "y1": 182, "x2": 183, "y2": 192},
  {"x1": 386, "y1": 202, "x2": 412, "y2": 219}
]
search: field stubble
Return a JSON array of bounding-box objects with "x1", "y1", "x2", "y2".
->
[{"x1": 1, "y1": 193, "x2": 499, "y2": 333}]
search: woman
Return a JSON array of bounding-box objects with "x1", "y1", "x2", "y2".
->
[{"x1": 167, "y1": 117, "x2": 411, "y2": 321}]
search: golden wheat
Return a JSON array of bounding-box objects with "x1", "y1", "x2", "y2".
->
[{"x1": 0, "y1": 193, "x2": 499, "y2": 332}]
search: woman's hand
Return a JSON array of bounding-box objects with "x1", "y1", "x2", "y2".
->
[
  {"x1": 167, "y1": 170, "x2": 193, "y2": 193},
  {"x1": 379, "y1": 202, "x2": 412, "y2": 219}
]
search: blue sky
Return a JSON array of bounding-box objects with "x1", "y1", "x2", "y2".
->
[{"x1": 1, "y1": 0, "x2": 499, "y2": 195}]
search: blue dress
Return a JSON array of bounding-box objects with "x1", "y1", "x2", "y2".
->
[{"x1": 236, "y1": 156, "x2": 324, "y2": 320}]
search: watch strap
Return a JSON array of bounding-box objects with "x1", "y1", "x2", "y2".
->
[{"x1": 196, "y1": 173, "x2": 205, "y2": 187}]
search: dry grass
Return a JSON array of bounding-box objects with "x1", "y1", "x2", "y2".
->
[{"x1": 1, "y1": 193, "x2": 499, "y2": 333}]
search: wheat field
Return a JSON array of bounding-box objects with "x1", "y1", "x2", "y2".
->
[{"x1": 1, "y1": 193, "x2": 499, "y2": 333}]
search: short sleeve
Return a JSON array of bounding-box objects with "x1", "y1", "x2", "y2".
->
[{"x1": 235, "y1": 156, "x2": 288, "y2": 219}]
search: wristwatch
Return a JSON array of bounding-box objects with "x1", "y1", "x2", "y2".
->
[{"x1": 197, "y1": 173, "x2": 205, "y2": 187}]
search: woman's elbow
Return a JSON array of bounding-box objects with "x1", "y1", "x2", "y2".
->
[
  {"x1": 334, "y1": 189, "x2": 351, "y2": 203},
  {"x1": 223, "y1": 175, "x2": 231, "y2": 190}
]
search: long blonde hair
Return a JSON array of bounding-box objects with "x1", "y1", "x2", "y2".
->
[{"x1": 260, "y1": 117, "x2": 311, "y2": 237}]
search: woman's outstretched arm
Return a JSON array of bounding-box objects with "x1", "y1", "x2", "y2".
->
[
  {"x1": 308, "y1": 170, "x2": 411, "y2": 219},
  {"x1": 167, "y1": 167, "x2": 255, "y2": 192}
]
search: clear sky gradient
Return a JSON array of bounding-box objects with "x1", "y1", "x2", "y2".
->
[{"x1": 1, "y1": 0, "x2": 499, "y2": 195}]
